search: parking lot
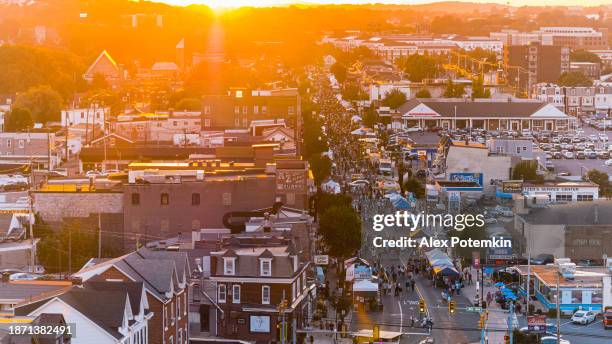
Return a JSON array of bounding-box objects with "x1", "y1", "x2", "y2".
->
[
  {"x1": 557, "y1": 317, "x2": 610, "y2": 344},
  {"x1": 548, "y1": 126, "x2": 612, "y2": 177}
]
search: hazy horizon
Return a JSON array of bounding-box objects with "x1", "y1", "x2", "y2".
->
[{"x1": 156, "y1": 0, "x2": 612, "y2": 9}]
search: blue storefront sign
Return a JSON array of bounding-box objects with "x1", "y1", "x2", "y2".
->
[{"x1": 449, "y1": 172, "x2": 484, "y2": 186}]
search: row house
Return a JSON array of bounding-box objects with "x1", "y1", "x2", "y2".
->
[
  {"x1": 0, "y1": 132, "x2": 60, "y2": 170},
  {"x1": 14, "y1": 278, "x2": 150, "y2": 344},
  {"x1": 209, "y1": 244, "x2": 315, "y2": 343},
  {"x1": 74, "y1": 248, "x2": 191, "y2": 344},
  {"x1": 533, "y1": 83, "x2": 612, "y2": 115}
]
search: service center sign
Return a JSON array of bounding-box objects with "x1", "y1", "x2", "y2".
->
[{"x1": 528, "y1": 315, "x2": 547, "y2": 334}]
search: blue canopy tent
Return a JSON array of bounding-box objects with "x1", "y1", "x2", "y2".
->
[{"x1": 385, "y1": 192, "x2": 411, "y2": 210}]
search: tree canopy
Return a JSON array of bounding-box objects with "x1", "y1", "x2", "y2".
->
[
  {"x1": 512, "y1": 160, "x2": 542, "y2": 182},
  {"x1": 174, "y1": 97, "x2": 202, "y2": 111},
  {"x1": 471, "y1": 77, "x2": 490, "y2": 99},
  {"x1": 403, "y1": 178, "x2": 425, "y2": 199},
  {"x1": 309, "y1": 154, "x2": 332, "y2": 186},
  {"x1": 587, "y1": 169, "x2": 610, "y2": 196},
  {"x1": 0, "y1": 45, "x2": 86, "y2": 99},
  {"x1": 330, "y1": 62, "x2": 348, "y2": 84},
  {"x1": 318, "y1": 205, "x2": 361, "y2": 260},
  {"x1": 415, "y1": 89, "x2": 431, "y2": 98},
  {"x1": 381, "y1": 89, "x2": 407, "y2": 109},
  {"x1": 443, "y1": 80, "x2": 465, "y2": 98},
  {"x1": 570, "y1": 50, "x2": 601, "y2": 64},
  {"x1": 558, "y1": 71, "x2": 593, "y2": 87},
  {"x1": 14, "y1": 85, "x2": 63, "y2": 123},
  {"x1": 400, "y1": 54, "x2": 439, "y2": 82},
  {"x1": 4, "y1": 107, "x2": 33, "y2": 132}
]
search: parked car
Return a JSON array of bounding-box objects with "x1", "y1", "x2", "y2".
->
[
  {"x1": 586, "y1": 149, "x2": 598, "y2": 159},
  {"x1": 589, "y1": 134, "x2": 599, "y2": 142},
  {"x1": 606, "y1": 159, "x2": 612, "y2": 166},
  {"x1": 531, "y1": 254, "x2": 554, "y2": 265},
  {"x1": 604, "y1": 308, "x2": 612, "y2": 329},
  {"x1": 571, "y1": 310, "x2": 597, "y2": 325},
  {"x1": 576, "y1": 151, "x2": 586, "y2": 159},
  {"x1": 562, "y1": 150, "x2": 574, "y2": 159},
  {"x1": 596, "y1": 150, "x2": 610, "y2": 159},
  {"x1": 599, "y1": 134, "x2": 609, "y2": 142}
]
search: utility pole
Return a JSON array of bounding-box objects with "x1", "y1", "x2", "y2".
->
[
  {"x1": 508, "y1": 302, "x2": 514, "y2": 344},
  {"x1": 68, "y1": 226, "x2": 72, "y2": 275},
  {"x1": 556, "y1": 270, "x2": 561, "y2": 344},
  {"x1": 97, "y1": 212, "x2": 102, "y2": 258}
]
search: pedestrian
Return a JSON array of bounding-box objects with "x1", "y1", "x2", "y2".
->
[
  {"x1": 411, "y1": 279, "x2": 415, "y2": 292},
  {"x1": 486, "y1": 291, "x2": 492, "y2": 306},
  {"x1": 405, "y1": 279, "x2": 410, "y2": 292}
]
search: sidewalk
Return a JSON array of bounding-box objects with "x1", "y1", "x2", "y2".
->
[
  {"x1": 307, "y1": 264, "x2": 354, "y2": 344},
  {"x1": 462, "y1": 268, "x2": 518, "y2": 344}
]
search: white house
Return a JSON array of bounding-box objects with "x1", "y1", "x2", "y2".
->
[{"x1": 61, "y1": 107, "x2": 109, "y2": 127}]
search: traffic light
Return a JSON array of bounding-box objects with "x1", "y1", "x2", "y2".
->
[
  {"x1": 419, "y1": 299, "x2": 426, "y2": 313},
  {"x1": 373, "y1": 324, "x2": 380, "y2": 340},
  {"x1": 478, "y1": 313, "x2": 486, "y2": 329},
  {"x1": 448, "y1": 301, "x2": 456, "y2": 315}
]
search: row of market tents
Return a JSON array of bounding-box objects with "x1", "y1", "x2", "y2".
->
[{"x1": 424, "y1": 248, "x2": 460, "y2": 277}]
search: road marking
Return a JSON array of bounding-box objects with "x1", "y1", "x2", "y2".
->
[
  {"x1": 584, "y1": 320, "x2": 602, "y2": 328},
  {"x1": 398, "y1": 300, "x2": 403, "y2": 334}
]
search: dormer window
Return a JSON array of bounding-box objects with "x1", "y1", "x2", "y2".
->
[
  {"x1": 218, "y1": 284, "x2": 226, "y2": 303},
  {"x1": 260, "y1": 258, "x2": 272, "y2": 277},
  {"x1": 224, "y1": 257, "x2": 236, "y2": 276}
]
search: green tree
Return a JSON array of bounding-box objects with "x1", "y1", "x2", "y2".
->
[
  {"x1": 90, "y1": 73, "x2": 110, "y2": 90},
  {"x1": 302, "y1": 117, "x2": 328, "y2": 159},
  {"x1": 4, "y1": 107, "x2": 33, "y2": 132},
  {"x1": 174, "y1": 97, "x2": 202, "y2": 111},
  {"x1": 318, "y1": 205, "x2": 361, "y2": 260},
  {"x1": 381, "y1": 89, "x2": 407, "y2": 109},
  {"x1": 362, "y1": 105, "x2": 379, "y2": 128},
  {"x1": 570, "y1": 50, "x2": 601, "y2": 64},
  {"x1": 587, "y1": 169, "x2": 610, "y2": 196},
  {"x1": 317, "y1": 193, "x2": 353, "y2": 215},
  {"x1": 415, "y1": 89, "x2": 431, "y2": 98},
  {"x1": 330, "y1": 62, "x2": 348, "y2": 84},
  {"x1": 449, "y1": 221, "x2": 489, "y2": 260},
  {"x1": 403, "y1": 178, "x2": 425, "y2": 199},
  {"x1": 309, "y1": 154, "x2": 332, "y2": 186},
  {"x1": 443, "y1": 80, "x2": 465, "y2": 98},
  {"x1": 341, "y1": 83, "x2": 367, "y2": 101},
  {"x1": 471, "y1": 77, "x2": 490, "y2": 99},
  {"x1": 558, "y1": 71, "x2": 593, "y2": 87},
  {"x1": 512, "y1": 160, "x2": 542, "y2": 181},
  {"x1": 14, "y1": 85, "x2": 63, "y2": 123},
  {"x1": 401, "y1": 54, "x2": 439, "y2": 82}
]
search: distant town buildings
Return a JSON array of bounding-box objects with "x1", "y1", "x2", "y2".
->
[
  {"x1": 533, "y1": 83, "x2": 612, "y2": 115},
  {"x1": 491, "y1": 27, "x2": 609, "y2": 50},
  {"x1": 505, "y1": 42, "x2": 570, "y2": 91}
]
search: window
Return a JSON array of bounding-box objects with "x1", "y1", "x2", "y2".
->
[
  {"x1": 131, "y1": 193, "x2": 140, "y2": 205},
  {"x1": 261, "y1": 105, "x2": 267, "y2": 114},
  {"x1": 262, "y1": 285, "x2": 270, "y2": 304},
  {"x1": 232, "y1": 285, "x2": 241, "y2": 303},
  {"x1": 173, "y1": 121, "x2": 178, "y2": 127},
  {"x1": 253, "y1": 105, "x2": 259, "y2": 114},
  {"x1": 222, "y1": 192, "x2": 232, "y2": 206},
  {"x1": 296, "y1": 276, "x2": 301, "y2": 295},
  {"x1": 204, "y1": 105, "x2": 211, "y2": 114},
  {"x1": 235, "y1": 90, "x2": 243, "y2": 98},
  {"x1": 204, "y1": 118, "x2": 211, "y2": 127},
  {"x1": 288, "y1": 106, "x2": 295, "y2": 115},
  {"x1": 292, "y1": 282, "x2": 296, "y2": 301},
  {"x1": 192, "y1": 193, "x2": 200, "y2": 206},
  {"x1": 577, "y1": 194, "x2": 593, "y2": 201},
  {"x1": 555, "y1": 194, "x2": 572, "y2": 202},
  {"x1": 169, "y1": 336, "x2": 174, "y2": 344},
  {"x1": 242, "y1": 118, "x2": 248, "y2": 127},
  {"x1": 242, "y1": 106, "x2": 248, "y2": 114},
  {"x1": 6, "y1": 139, "x2": 11, "y2": 148},
  {"x1": 218, "y1": 284, "x2": 226, "y2": 303},
  {"x1": 178, "y1": 329, "x2": 182, "y2": 344},
  {"x1": 18, "y1": 140, "x2": 24, "y2": 148},
  {"x1": 260, "y1": 259, "x2": 272, "y2": 276},
  {"x1": 80, "y1": 112, "x2": 85, "y2": 119},
  {"x1": 234, "y1": 118, "x2": 240, "y2": 127},
  {"x1": 161, "y1": 193, "x2": 169, "y2": 205},
  {"x1": 234, "y1": 106, "x2": 240, "y2": 114},
  {"x1": 516, "y1": 147, "x2": 522, "y2": 154},
  {"x1": 223, "y1": 258, "x2": 235, "y2": 275}
]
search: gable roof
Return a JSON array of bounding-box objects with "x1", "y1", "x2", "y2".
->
[
  {"x1": 15, "y1": 285, "x2": 132, "y2": 340},
  {"x1": 85, "y1": 50, "x2": 119, "y2": 77},
  {"x1": 397, "y1": 99, "x2": 568, "y2": 119}
]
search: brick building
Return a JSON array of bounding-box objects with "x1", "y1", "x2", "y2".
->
[
  {"x1": 209, "y1": 244, "x2": 314, "y2": 343},
  {"x1": 74, "y1": 248, "x2": 190, "y2": 344},
  {"x1": 505, "y1": 42, "x2": 570, "y2": 92}
]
